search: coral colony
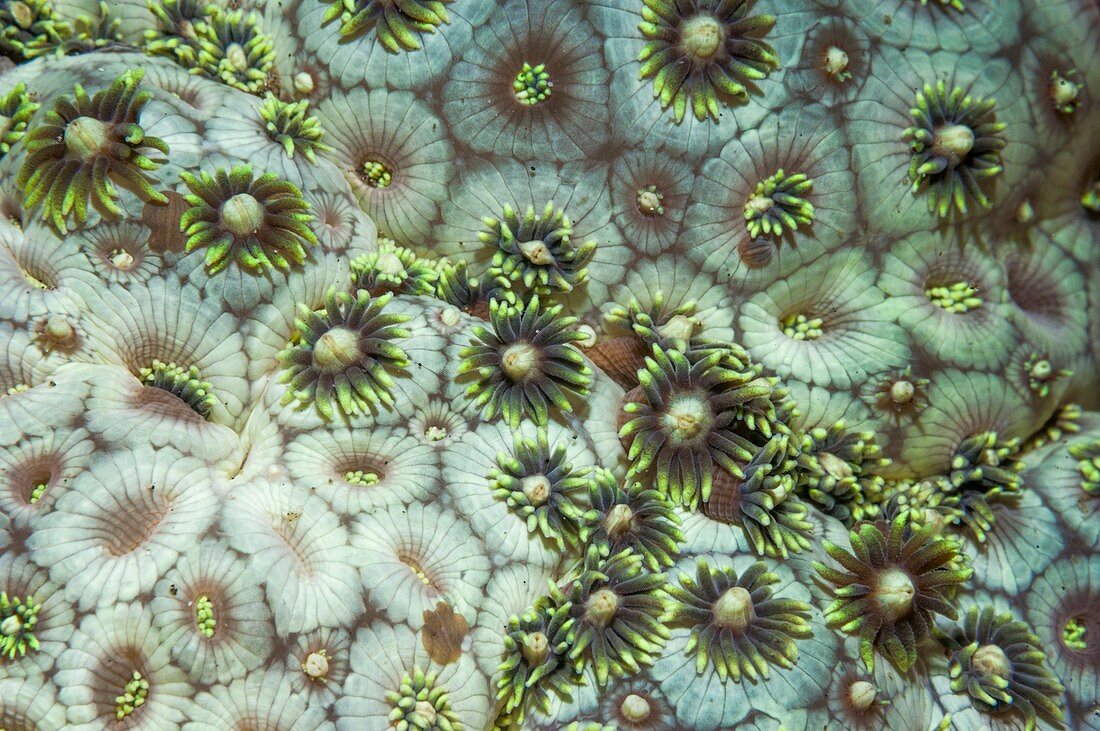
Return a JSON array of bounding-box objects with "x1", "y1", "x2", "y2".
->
[{"x1": 1, "y1": 0, "x2": 1100, "y2": 729}]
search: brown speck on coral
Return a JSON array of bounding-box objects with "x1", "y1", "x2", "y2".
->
[
  {"x1": 422, "y1": 601, "x2": 469, "y2": 665},
  {"x1": 142, "y1": 191, "x2": 190, "y2": 255}
]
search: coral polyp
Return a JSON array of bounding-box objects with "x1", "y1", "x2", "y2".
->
[
  {"x1": 385, "y1": 666, "x2": 460, "y2": 731},
  {"x1": 17, "y1": 69, "x2": 168, "y2": 233},
  {"x1": 667, "y1": 558, "x2": 811, "y2": 683},
  {"x1": 458, "y1": 296, "x2": 592, "y2": 428},
  {"x1": 0, "y1": 590, "x2": 40, "y2": 659},
  {"x1": 259, "y1": 94, "x2": 332, "y2": 163},
  {"x1": 0, "y1": 82, "x2": 37, "y2": 156},
  {"x1": 938, "y1": 605, "x2": 1065, "y2": 730},
  {"x1": 638, "y1": 0, "x2": 779, "y2": 122},
  {"x1": 903, "y1": 80, "x2": 1006, "y2": 218},
  {"x1": 496, "y1": 599, "x2": 575, "y2": 723},
  {"x1": 619, "y1": 344, "x2": 792, "y2": 510},
  {"x1": 815, "y1": 515, "x2": 972, "y2": 672},
  {"x1": 278, "y1": 289, "x2": 411, "y2": 419},
  {"x1": 0, "y1": 0, "x2": 67, "y2": 61},
  {"x1": 489, "y1": 427, "x2": 595, "y2": 550},
  {"x1": 481, "y1": 202, "x2": 596, "y2": 296},
  {"x1": 587, "y1": 468, "x2": 683, "y2": 571},
  {"x1": 350, "y1": 239, "x2": 438, "y2": 296},
  {"x1": 742, "y1": 169, "x2": 815, "y2": 239},
  {"x1": 553, "y1": 548, "x2": 670, "y2": 686},
  {"x1": 138, "y1": 360, "x2": 216, "y2": 420},
  {"x1": 320, "y1": 0, "x2": 452, "y2": 52},
  {"x1": 192, "y1": 7, "x2": 274, "y2": 94},
  {"x1": 179, "y1": 164, "x2": 318, "y2": 273}
]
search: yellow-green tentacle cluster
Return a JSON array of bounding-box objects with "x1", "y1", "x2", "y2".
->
[
  {"x1": 903, "y1": 80, "x2": 1006, "y2": 218},
  {"x1": 489, "y1": 428, "x2": 596, "y2": 550},
  {"x1": 138, "y1": 360, "x2": 217, "y2": 419},
  {"x1": 481, "y1": 202, "x2": 596, "y2": 296},
  {"x1": 0, "y1": 591, "x2": 40, "y2": 659},
  {"x1": 259, "y1": 94, "x2": 333, "y2": 163},
  {"x1": 638, "y1": 0, "x2": 779, "y2": 122}
]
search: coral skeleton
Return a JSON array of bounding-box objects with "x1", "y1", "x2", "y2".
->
[{"x1": 0, "y1": 2, "x2": 1096, "y2": 729}]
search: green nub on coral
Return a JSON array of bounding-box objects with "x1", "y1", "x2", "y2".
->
[
  {"x1": 667, "y1": 558, "x2": 811, "y2": 682},
  {"x1": 743, "y1": 170, "x2": 814, "y2": 238},
  {"x1": 1023, "y1": 353, "x2": 1071, "y2": 399},
  {"x1": 638, "y1": 0, "x2": 779, "y2": 122},
  {"x1": 903, "y1": 80, "x2": 1006, "y2": 218},
  {"x1": 814, "y1": 514, "x2": 972, "y2": 672},
  {"x1": 278, "y1": 289, "x2": 411, "y2": 420},
  {"x1": 115, "y1": 671, "x2": 150, "y2": 720},
  {"x1": 917, "y1": 0, "x2": 965, "y2": 11},
  {"x1": 321, "y1": 0, "x2": 452, "y2": 53},
  {"x1": 513, "y1": 62, "x2": 553, "y2": 106},
  {"x1": 1063, "y1": 617, "x2": 1087, "y2": 651},
  {"x1": 496, "y1": 597, "x2": 576, "y2": 724},
  {"x1": 458, "y1": 295, "x2": 592, "y2": 428},
  {"x1": 482, "y1": 201, "x2": 596, "y2": 295},
  {"x1": 351, "y1": 239, "x2": 438, "y2": 296},
  {"x1": 344, "y1": 469, "x2": 380, "y2": 486},
  {"x1": 194, "y1": 595, "x2": 216, "y2": 638},
  {"x1": 1068, "y1": 439, "x2": 1100, "y2": 496},
  {"x1": 925, "y1": 280, "x2": 982, "y2": 313},
  {"x1": 1, "y1": 591, "x2": 40, "y2": 659},
  {"x1": 180, "y1": 164, "x2": 318, "y2": 273},
  {"x1": 489, "y1": 427, "x2": 596, "y2": 550},
  {"x1": 586, "y1": 468, "x2": 683, "y2": 571},
  {"x1": 385, "y1": 666, "x2": 460, "y2": 731},
  {"x1": 17, "y1": 69, "x2": 169, "y2": 234},
  {"x1": 780, "y1": 313, "x2": 824, "y2": 341},
  {"x1": 360, "y1": 160, "x2": 392, "y2": 188},
  {"x1": 139, "y1": 360, "x2": 217, "y2": 419},
  {"x1": 192, "y1": 6, "x2": 275, "y2": 94},
  {"x1": 29, "y1": 481, "x2": 47, "y2": 504},
  {"x1": 553, "y1": 548, "x2": 670, "y2": 686},
  {"x1": 1083, "y1": 178, "x2": 1100, "y2": 214},
  {"x1": 0, "y1": 82, "x2": 39, "y2": 157},
  {"x1": 259, "y1": 94, "x2": 333, "y2": 163},
  {"x1": 938, "y1": 606, "x2": 1064, "y2": 731}
]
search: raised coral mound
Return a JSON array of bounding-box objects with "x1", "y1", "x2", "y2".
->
[{"x1": 0, "y1": 0, "x2": 1099, "y2": 729}]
